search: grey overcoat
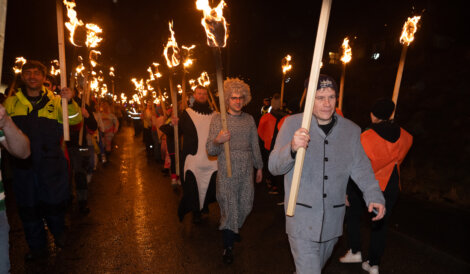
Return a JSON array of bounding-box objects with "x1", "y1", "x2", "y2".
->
[{"x1": 269, "y1": 113, "x2": 385, "y2": 242}]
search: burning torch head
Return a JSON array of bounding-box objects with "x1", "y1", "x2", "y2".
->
[{"x1": 371, "y1": 98, "x2": 395, "y2": 121}]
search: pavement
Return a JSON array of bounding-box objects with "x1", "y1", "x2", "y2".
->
[{"x1": 5, "y1": 125, "x2": 470, "y2": 273}]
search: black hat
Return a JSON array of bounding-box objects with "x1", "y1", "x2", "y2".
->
[
  {"x1": 371, "y1": 98, "x2": 395, "y2": 120},
  {"x1": 304, "y1": 74, "x2": 338, "y2": 95}
]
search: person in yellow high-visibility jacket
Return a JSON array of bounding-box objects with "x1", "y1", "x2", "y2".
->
[
  {"x1": 340, "y1": 98, "x2": 413, "y2": 274},
  {"x1": 4, "y1": 60, "x2": 82, "y2": 261}
]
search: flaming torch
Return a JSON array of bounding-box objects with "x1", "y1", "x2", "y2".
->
[
  {"x1": 280, "y1": 54, "x2": 292, "y2": 109},
  {"x1": 287, "y1": 0, "x2": 333, "y2": 217},
  {"x1": 56, "y1": 0, "x2": 70, "y2": 140},
  {"x1": 338, "y1": 37, "x2": 352, "y2": 111},
  {"x1": 198, "y1": 71, "x2": 218, "y2": 111},
  {"x1": 149, "y1": 64, "x2": 167, "y2": 115},
  {"x1": 7, "y1": 57, "x2": 27, "y2": 97},
  {"x1": 196, "y1": 0, "x2": 232, "y2": 176},
  {"x1": 391, "y1": 15, "x2": 421, "y2": 119},
  {"x1": 109, "y1": 66, "x2": 115, "y2": 97},
  {"x1": 182, "y1": 45, "x2": 196, "y2": 109},
  {"x1": 163, "y1": 20, "x2": 181, "y2": 177}
]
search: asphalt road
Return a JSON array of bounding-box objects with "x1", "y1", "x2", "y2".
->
[{"x1": 5, "y1": 125, "x2": 470, "y2": 273}]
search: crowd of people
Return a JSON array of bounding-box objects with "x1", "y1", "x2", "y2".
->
[{"x1": 0, "y1": 60, "x2": 413, "y2": 274}]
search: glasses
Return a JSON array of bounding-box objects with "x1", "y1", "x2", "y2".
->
[{"x1": 230, "y1": 96, "x2": 244, "y2": 101}]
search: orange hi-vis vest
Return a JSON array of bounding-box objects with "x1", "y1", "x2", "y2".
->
[{"x1": 361, "y1": 127, "x2": 413, "y2": 191}]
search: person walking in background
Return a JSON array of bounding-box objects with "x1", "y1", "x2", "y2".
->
[{"x1": 339, "y1": 98, "x2": 413, "y2": 274}]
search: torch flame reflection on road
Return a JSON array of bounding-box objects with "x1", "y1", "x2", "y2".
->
[
  {"x1": 340, "y1": 38, "x2": 352, "y2": 63},
  {"x1": 400, "y1": 16, "x2": 421, "y2": 46},
  {"x1": 196, "y1": 0, "x2": 228, "y2": 47}
]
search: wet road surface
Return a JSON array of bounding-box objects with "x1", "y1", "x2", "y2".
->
[{"x1": 6, "y1": 126, "x2": 470, "y2": 273}]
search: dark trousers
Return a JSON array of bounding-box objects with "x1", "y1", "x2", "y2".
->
[
  {"x1": 19, "y1": 203, "x2": 66, "y2": 250},
  {"x1": 68, "y1": 146, "x2": 90, "y2": 203},
  {"x1": 345, "y1": 176, "x2": 399, "y2": 266}
]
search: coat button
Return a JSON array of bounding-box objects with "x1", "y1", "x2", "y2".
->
[
  {"x1": 324, "y1": 157, "x2": 328, "y2": 162},
  {"x1": 325, "y1": 140, "x2": 329, "y2": 144},
  {"x1": 323, "y1": 193, "x2": 327, "y2": 198},
  {"x1": 324, "y1": 175, "x2": 328, "y2": 180}
]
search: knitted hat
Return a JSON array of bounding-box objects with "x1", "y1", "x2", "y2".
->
[
  {"x1": 371, "y1": 98, "x2": 395, "y2": 120},
  {"x1": 304, "y1": 74, "x2": 338, "y2": 96}
]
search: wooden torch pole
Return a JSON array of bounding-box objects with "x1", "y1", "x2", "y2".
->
[
  {"x1": 338, "y1": 63, "x2": 346, "y2": 111},
  {"x1": 391, "y1": 45, "x2": 408, "y2": 119},
  {"x1": 286, "y1": 0, "x2": 332, "y2": 217},
  {"x1": 212, "y1": 47, "x2": 231, "y2": 177},
  {"x1": 169, "y1": 72, "x2": 180, "y2": 176},
  {"x1": 56, "y1": 0, "x2": 70, "y2": 140},
  {"x1": 0, "y1": 0, "x2": 6, "y2": 85},
  {"x1": 280, "y1": 73, "x2": 286, "y2": 110}
]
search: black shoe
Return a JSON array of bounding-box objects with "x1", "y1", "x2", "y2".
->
[
  {"x1": 24, "y1": 248, "x2": 48, "y2": 262},
  {"x1": 223, "y1": 247, "x2": 233, "y2": 264},
  {"x1": 234, "y1": 233, "x2": 241, "y2": 243}
]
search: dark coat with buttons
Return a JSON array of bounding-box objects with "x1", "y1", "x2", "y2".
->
[{"x1": 269, "y1": 113, "x2": 384, "y2": 242}]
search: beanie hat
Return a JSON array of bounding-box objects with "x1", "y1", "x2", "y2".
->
[
  {"x1": 304, "y1": 74, "x2": 338, "y2": 96},
  {"x1": 371, "y1": 98, "x2": 395, "y2": 120}
]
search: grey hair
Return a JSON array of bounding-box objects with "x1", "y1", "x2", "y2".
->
[{"x1": 223, "y1": 78, "x2": 251, "y2": 106}]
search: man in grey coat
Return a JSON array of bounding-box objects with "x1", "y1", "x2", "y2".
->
[{"x1": 268, "y1": 74, "x2": 385, "y2": 274}]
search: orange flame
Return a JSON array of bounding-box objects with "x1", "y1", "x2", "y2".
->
[
  {"x1": 85, "y1": 23, "x2": 103, "y2": 48},
  {"x1": 282, "y1": 55, "x2": 292, "y2": 74},
  {"x1": 152, "y1": 63, "x2": 163, "y2": 78},
  {"x1": 198, "y1": 71, "x2": 210, "y2": 87},
  {"x1": 63, "y1": 0, "x2": 84, "y2": 47},
  {"x1": 400, "y1": 16, "x2": 421, "y2": 46},
  {"x1": 189, "y1": 79, "x2": 197, "y2": 90},
  {"x1": 50, "y1": 60, "x2": 61, "y2": 76},
  {"x1": 109, "y1": 67, "x2": 115, "y2": 77},
  {"x1": 182, "y1": 45, "x2": 196, "y2": 68},
  {"x1": 13, "y1": 57, "x2": 27, "y2": 74},
  {"x1": 89, "y1": 50, "x2": 101, "y2": 67},
  {"x1": 340, "y1": 38, "x2": 352, "y2": 63},
  {"x1": 147, "y1": 67, "x2": 155, "y2": 81},
  {"x1": 163, "y1": 21, "x2": 180, "y2": 68},
  {"x1": 196, "y1": 0, "x2": 228, "y2": 47}
]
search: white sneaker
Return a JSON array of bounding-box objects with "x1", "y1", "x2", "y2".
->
[
  {"x1": 339, "y1": 249, "x2": 362, "y2": 263},
  {"x1": 362, "y1": 261, "x2": 379, "y2": 274}
]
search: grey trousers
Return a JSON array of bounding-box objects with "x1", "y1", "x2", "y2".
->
[{"x1": 288, "y1": 235, "x2": 338, "y2": 274}]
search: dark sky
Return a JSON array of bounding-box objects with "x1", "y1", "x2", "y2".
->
[{"x1": 1, "y1": 0, "x2": 467, "y2": 117}]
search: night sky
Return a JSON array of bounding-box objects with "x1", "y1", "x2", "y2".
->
[{"x1": 1, "y1": 0, "x2": 467, "y2": 120}]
